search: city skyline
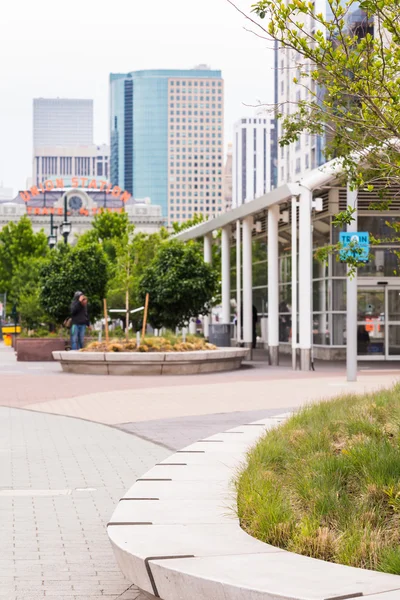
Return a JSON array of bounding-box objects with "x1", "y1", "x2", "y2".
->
[{"x1": 1, "y1": 0, "x2": 275, "y2": 194}]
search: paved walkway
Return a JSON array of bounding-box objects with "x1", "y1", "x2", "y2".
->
[{"x1": 1, "y1": 343, "x2": 399, "y2": 598}]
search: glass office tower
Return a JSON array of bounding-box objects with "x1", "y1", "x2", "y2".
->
[{"x1": 110, "y1": 68, "x2": 224, "y2": 221}]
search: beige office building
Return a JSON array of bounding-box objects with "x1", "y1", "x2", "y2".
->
[{"x1": 167, "y1": 69, "x2": 224, "y2": 225}]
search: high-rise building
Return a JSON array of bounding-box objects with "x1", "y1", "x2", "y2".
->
[
  {"x1": 33, "y1": 144, "x2": 109, "y2": 186},
  {"x1": 276, "y1": 2, "x2": 374, "y2": 185},
  {"x1": 232, "y1": 117, "x2": 275, "y2": 208},
  {"x1": 33, "y1": 98, "x2": 93, "y2": 147},
  {"x1": 110, "y1": 67, "x2": 224, "y2": 223}
]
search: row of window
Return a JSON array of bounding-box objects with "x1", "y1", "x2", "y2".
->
[
  {"x1": 170, "y1": 104, "x2": 223, "y2": 110},
  {"x1": 170, "y1": 125, "x2": 222, "y2": 131},
  {"x1": 170, "y1": 111, "x2": 223, "y2": 117},
  {"x1": 170, "y1": 191, "x2": 223, "y2": 197},
  {"x1": 170, "y1": 96, "x2": 222, "y2": 101},
  {"x1": 170, "y1": 198, "x2": 223, "y2": 204},
  {"x1": 170, "y1": 80, "x2": 222, "y2": 87}
]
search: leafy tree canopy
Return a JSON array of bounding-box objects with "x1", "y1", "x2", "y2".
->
[
  {"x1": 139, "y1": 240, "x2": 219, "y2": 329},
  {"x1": 237, "y1": 0, "x2": 400, "y2": 191},
  {"x1": 39, "y1": 243, "x2": 109, "y2": 324},
  {"x1": 0, "y1": 216, "x2": 48, "y2": 299}
]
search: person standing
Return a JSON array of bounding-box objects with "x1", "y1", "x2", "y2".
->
[{"x1": 70, "y1": 291, "x2": 89, "y2": 350}]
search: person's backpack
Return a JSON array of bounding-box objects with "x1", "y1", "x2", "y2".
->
[{"x1": 63, "y1": 318, "x2": 72, "y2": 329}]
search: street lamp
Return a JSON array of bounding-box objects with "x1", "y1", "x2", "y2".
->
[
  {"x1": 60, "y1": 220, "x2": 72, "y2": 244},
  {"x1": 60, "y1": 195, "x2": 72, "y2": 244},
  {"x1": 48, "y1": 213, "x2": 57, "y2": 249}
]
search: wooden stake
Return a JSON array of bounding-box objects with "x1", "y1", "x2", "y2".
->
[
  {"x1": 141, "y1": 293, "x2": 149, "y2": 340},
  {"x1": 125, "y1": 290, "x2": 129, "y2": 342},
  {"x1": 103, "y1": 298, "x2": 109, "y2": 344}
]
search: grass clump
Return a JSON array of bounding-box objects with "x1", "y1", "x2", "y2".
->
[
  {"x1": 81, "y1": 335, "x2": 216, "y2": 353},
  {"x1": 236, "y1": 385, "x2": 400, "y2": 574}
]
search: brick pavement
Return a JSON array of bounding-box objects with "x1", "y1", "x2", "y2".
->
[{"x1": 0, "y1": 407, "x2": 168, "y2": 600}]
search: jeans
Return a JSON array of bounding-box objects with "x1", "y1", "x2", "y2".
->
[{"x1": 71, "y1": 324, "x2": 86, "y2": 350}]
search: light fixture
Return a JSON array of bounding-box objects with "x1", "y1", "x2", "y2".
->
[
  {"x1": 47, "y1": 233, "x2": 57, "y2": 249},
  {"x1": 255, "y1": 221, "x2": 263, "y2": 233},
  {"x1": 60, "y1": 221, "x2": 72, "y2": 244},
  {"x1": 280, "y1": 210, "x2": 290, "y2": 224}
]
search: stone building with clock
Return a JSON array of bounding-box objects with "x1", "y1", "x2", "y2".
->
[{"x1": 0, "y1": 187, "x2": 166, "y2": 239}]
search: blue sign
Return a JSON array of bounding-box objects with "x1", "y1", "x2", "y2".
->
[{"x1": 339, "y1": 232, "x2": 369, "y2": 262}]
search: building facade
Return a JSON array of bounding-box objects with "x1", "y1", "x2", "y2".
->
[
  {"x1": 276, "y1": 1, "x2": 374, "y2": 186},
  {"x1": 33, "y1": 145, "x2": 109, "y2": 186},
  {"x1": 173, "y1": 168, "x2": 400, "y2": 365},
  {"x1": 0, "y1": 189, "x2": 165, "y2": 238},
  {"x1": 224, "y1": 144, "x2": 233, "y2": 211},
  {"x1": 110, "y1": 67, "x2": 224, "y2": 224},
  {"x1": 33, "y1": 99, "x2": 93, "y2": 147},
  {"x1": 232, "y1": 117, "x2": 275, "y2": 208}
]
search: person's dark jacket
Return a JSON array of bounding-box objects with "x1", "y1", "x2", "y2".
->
[{"x1": 71, "y1": 296, "x2": 89, "y2": 326}]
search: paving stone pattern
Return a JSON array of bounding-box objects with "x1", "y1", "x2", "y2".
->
[
  {"x1": 117, "y1": 408, "x2": 290, "y2": 450},
  {"x1": 0, "y1": 407, "x2": 169, "y2": 600}
]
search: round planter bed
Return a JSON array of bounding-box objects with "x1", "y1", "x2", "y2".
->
[{"x1": 52, "y1": 347, "x2": 250, "y2": 375}]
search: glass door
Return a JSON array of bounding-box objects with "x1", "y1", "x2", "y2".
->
[
  {"x1": 386, "y1": 288, "x2": 400, "y2": 359},
  {"x1": 357, "y1": 288, "x2": 385, "y2": 359}
]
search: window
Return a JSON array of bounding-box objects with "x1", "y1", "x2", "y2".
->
[{"x1": 295, "y1": 158, "x2": 301, "y2": 173}]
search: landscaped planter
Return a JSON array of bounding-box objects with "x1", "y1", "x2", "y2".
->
[
  {"x1": 17, "y1": 338, "x2": 67, "y2": 362},
  {"x1": 52, "y1": 348, "x2": 250, "y2": 375}
]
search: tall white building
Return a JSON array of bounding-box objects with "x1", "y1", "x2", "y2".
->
[
  {"x1": 276, "y1": 1, "x2": 374, "y2": 186},
  {"x1": 276, "y1": 48, "x2": 323, "y2": 186},
  {"x1": 33, "y1": 98, "x2": 93, "y2": 147},
  {"x1": 33, "y1": 144, "x2": 109, "y2": 186},
  {"x1": 232, "y1": 117, "x2": 275, "y2": 208}
]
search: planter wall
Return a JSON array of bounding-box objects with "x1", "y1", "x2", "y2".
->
[
  {"x1": 17, "y1": 338, "x2": 67, "y2": 362},
  {"x1": 52, "y1": 348, "x2": 250, "y2": 375}
]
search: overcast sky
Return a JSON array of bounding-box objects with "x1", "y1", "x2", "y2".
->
[{"x1": 1, "y1": 0, "x2": 274, "y2": 194}]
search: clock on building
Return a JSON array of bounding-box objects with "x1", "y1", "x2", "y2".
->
[{"x1": 69, "y1": 195, "x2": 83, "y2": 211}]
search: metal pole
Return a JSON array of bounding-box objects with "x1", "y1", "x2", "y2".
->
[
  {"x1": 236, "y1": 220, "x2": 241, "y2": 345},
  {"x1": 63, "y1": 196, "x2": 68, "y2": 244},
  {"x1": 268, "y1": 204, "x2": 279, "y2": 365},
  {"x1": 291, "y1": 196, "x2": 298, "y2": 370},
  {"x1": 347, "y1": 185, "x2": 358, "y2": 382}
]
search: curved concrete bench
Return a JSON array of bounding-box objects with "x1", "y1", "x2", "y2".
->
[
  {"x1": 107, "y1": 414, "x2": 400, "y2": 600},
  {"x1": 52, "y1": 347, "x2": 249, "y2": 375}
]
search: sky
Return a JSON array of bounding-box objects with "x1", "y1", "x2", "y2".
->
[{"x1": 0, "y1": 0, "x2": 275, "y2": 195}]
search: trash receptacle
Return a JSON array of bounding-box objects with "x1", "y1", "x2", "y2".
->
[{"x1": 208, "y1": 324, "x2": 233, "y2": 347}]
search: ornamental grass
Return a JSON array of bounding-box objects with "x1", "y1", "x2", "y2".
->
[
  {"x1": 236, "y1": 385, "x2": 400, "y2": 574},
  {"x1": 80, "y1": 335, "x2": 216, "y2": 353}
]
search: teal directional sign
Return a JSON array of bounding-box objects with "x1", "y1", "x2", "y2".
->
[{"x1": 339, "y1": 232, "x2": 369, "y2": 262}]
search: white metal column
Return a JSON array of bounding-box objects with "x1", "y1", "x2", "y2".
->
[
  {"x1": 291, "y1": 195, "x2": 298, "y2": 370},
  {"x1": 236, "y1": 220, "x2": 242, "y2": 344},
  {"x1": 299, "y1": 188, "x2": 312, "y2": 370},
  {"x1": 268, "y1": 204, "x2": 279, "y2": 365},
  {"x1": 347, "y1": 186, "x2": 358, "y2": 381},
  {"x1": 221, "y1": 226, "x2": 231, "y2": 324},
  {"x1": 242, "y1": 216, "x2": 253, "y2": 354},
  {"x1": 203, "y1": 233, "x2": 213, "y2": 338}
]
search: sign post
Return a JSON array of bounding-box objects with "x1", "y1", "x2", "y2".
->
[{"x1": 341, "y1": 190, "x2": 367, "y2": 382}]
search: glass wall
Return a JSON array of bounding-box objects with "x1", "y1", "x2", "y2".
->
[{"x1": 230, "y1": 213, "x2": 400, "y2": 352}]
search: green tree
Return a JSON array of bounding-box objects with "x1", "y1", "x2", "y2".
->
[
  {"x1": 0, "y1": 216, "x2": 49, "y2": 301},
  {"x1": 171, "y1": 213, "x2": 206, "y2": 234},
  {"x1": 238, "y1": 0, "x2": 400, "y2": 192},
  {"x1": 139, "y1": 240, "x2": 219, "y2": 329},
  {"x1": 39, "y1": 244, "x2": 109, "y2": 324}
]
